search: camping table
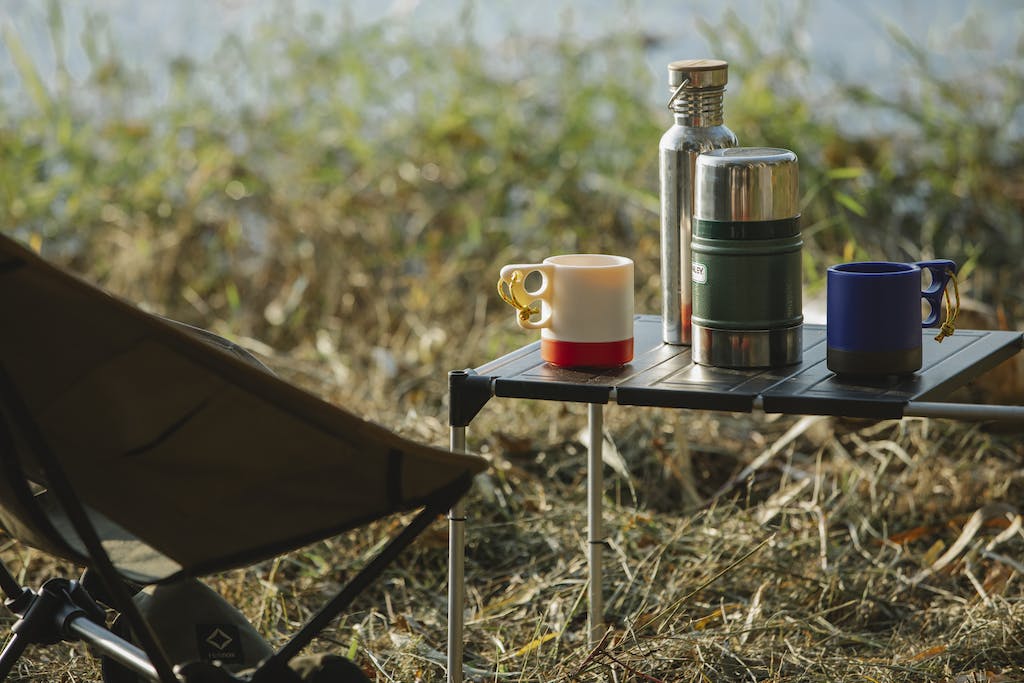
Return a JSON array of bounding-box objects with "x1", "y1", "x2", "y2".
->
[{"x1": 445, "y1": 315, "x2": 1024, "y2": 683}]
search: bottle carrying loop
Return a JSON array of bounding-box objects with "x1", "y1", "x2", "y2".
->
[{"x1": 666, "y1": 78, "x2": 691, "y2": 109}]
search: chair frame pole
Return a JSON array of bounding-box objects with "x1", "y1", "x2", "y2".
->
[
  {"x1": 0, "y1": 561, "x2": 26, "y2": 603},
  {"x1": 269, "y1": 479, "x2": 468, "y2": 667},
  {"x1": 0, "y1": 630, "x2": 32, "y2": 680}
]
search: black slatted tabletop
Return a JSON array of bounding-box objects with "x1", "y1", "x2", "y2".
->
[{"x1": 452, "y1": 315, "x2": 1023, "y2": 424}]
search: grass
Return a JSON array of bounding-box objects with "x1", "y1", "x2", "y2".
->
[{"x1": 1, "y1": 1, "x2": 1024, "y2": 681}]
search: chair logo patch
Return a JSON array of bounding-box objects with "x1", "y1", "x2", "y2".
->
[{"x1": 197, "y1": 624, "x2": 244, "y2": 663}]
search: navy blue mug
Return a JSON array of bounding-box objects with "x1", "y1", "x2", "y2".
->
[{"x1": 826, "y1": 260, "x2": 957, "y2": 376}]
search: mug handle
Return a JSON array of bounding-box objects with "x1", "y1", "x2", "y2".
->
[
  {"x1": 498, "y1": 263, "x2": 554, "y2": 330},
  {"x1": 916, "y1": 259, "x2": 957, "y2": 327}
]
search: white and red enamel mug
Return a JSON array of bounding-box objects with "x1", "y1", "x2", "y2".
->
[{"x1": 498, "y1": 254, "x2": 634, "y2": 368}]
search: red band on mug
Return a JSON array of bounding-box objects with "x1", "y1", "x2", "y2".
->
[{"x1": 541, "y1": 337, "x2": 634, "y2": 368}]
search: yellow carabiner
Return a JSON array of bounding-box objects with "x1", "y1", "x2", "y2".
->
[
  {"x1": 497, "y1": 270, "x2": 539, "y2": 323},
  {"x1": 934, "y1": 268, "x2": 961, "y2": 342}
]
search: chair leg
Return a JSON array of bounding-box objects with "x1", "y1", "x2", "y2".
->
[
  {"x1": 0, "y1": 560, "x2": 32, "y2": 612},
  {"x1": 0, "y1": 580, "x2": 66, "y2": 680},
  {"x1": 0, "y1": 630, "x2": 32, "y2": 680},
  {"x1": 0, "y1": 558, "x2": 40, "y2": 679},
  {"x1": 0, "y1": 577, "x2": 111, "y2": 681}
]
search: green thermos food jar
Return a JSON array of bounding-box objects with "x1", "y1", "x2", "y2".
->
[{"x1": 691, "y1": 147, "x2": 803, "y2": 368}]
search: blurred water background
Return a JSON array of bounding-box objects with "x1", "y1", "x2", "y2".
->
[{"x1": 5, "y1": 0, "x2": 1022, "y2": 133}]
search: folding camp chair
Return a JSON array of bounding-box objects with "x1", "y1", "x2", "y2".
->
[{"x1": 0, "y1": 232, "x2": 486, "y2": 682}]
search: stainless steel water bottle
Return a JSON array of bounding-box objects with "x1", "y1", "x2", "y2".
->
[
  {"x1": 659, "y1": 59, "x2": 738, "y2": 345},
  {"x1": 691, "y1": 147, "x2": 803, "y2": 368}
]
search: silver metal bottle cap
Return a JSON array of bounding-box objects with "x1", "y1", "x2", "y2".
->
[
  {"x1": 694, "y1": 147, "x2": 799, "y2": 222},
  {"x1": 667, "y1": 59, "x2": 729, "y2": 90}
]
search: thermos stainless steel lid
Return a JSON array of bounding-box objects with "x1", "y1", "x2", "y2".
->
[
  {"x1": 694, "y1": 147, "x2": 799, "y2": 222},
  {"x1": 667, "y1": 59, "x2": 728, "y2": 90}
]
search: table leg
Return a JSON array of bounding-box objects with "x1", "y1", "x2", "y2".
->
[
  {"x1": 448, "y1": 426, "x2": 467, "y2": 683},
  {"x1": 587, "y1": 403, "x2": 606, "y2": 647}
]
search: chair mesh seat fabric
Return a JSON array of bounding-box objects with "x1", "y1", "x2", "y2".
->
[{"x1": 37, "y1": 493, "x2": 182, "y2": 583}]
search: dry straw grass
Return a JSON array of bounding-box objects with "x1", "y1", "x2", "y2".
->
[{"x1": 6, "y1": 393, "x2": 1024, "y2": 682}]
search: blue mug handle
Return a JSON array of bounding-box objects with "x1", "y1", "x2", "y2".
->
[{"x1": 916, "y1": 259, "x2": 957, "y2": 327}]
